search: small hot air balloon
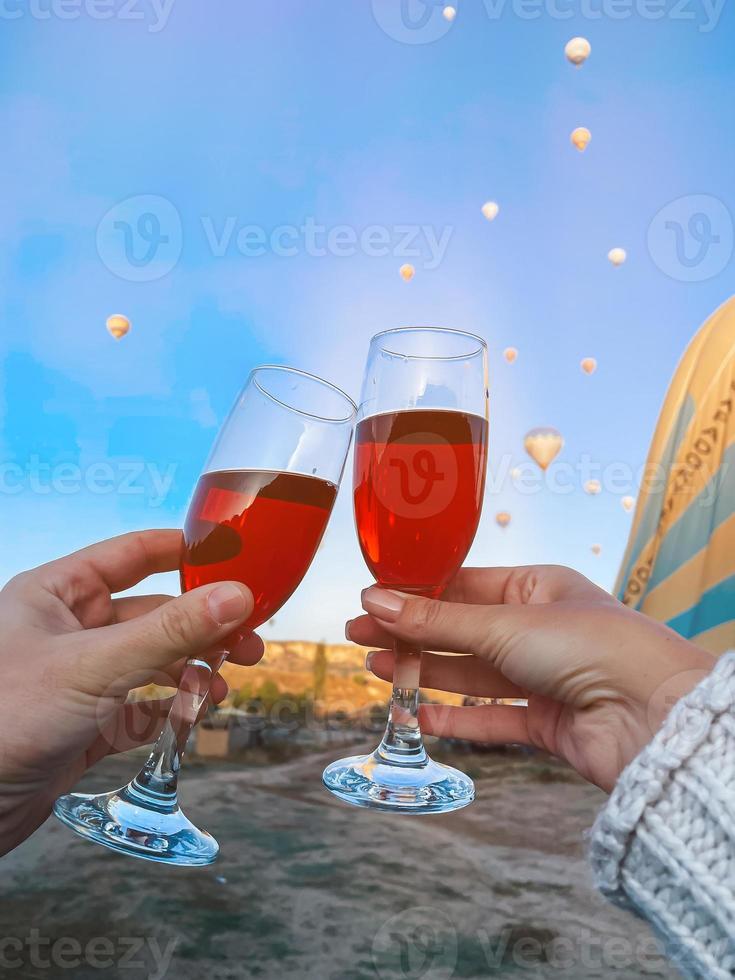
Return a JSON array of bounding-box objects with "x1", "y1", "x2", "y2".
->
[
  {"x1": 442, "y1": 5, "x2": 456, "y2": 20},
  {"x1": 565, "y1": 37, "x2": 591, "y2": 66},
  {"x1": 524, "y1": 427, "x2": 564, "y2": 471},
  {"x1": 571, "y1": 127, "x2": 592, "y2": 152},
  {"x1": 608, "y1": 248, "x2": 627, "y2": 267},
  {"x1": 503, "y1": 347, "x2": 518, "y2": 364},
  {"x1": 510, "y1": 467, "x2": 521, "y2": 480},
  {"x1": 496, "y1": 511, "x2": 511, "y2": 529},
  {"x1": 591, "y1": 544, "x2": 602, "y2": 556},
  {"x1": 399, "y1": 264, "x2": 415, "y2": 282},
  {"x1": 621, "y1": 495, "x2": 635, "y2": 513},
  {"x1": 581, "y1": 357, "x2": 597, "y2": 375},
  {"x1": 584, "y1": 479, "x2": 602, "y2": 495},
  {"x1": 481, "y1": 201, "x2": 500, "y2": 222},
  {"x1": 106, "y1": 314, "x2": 130, "y2": 341}
]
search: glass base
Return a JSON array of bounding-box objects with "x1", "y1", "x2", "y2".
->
[
  {"x1": 53, "y1": 781, "x2": 218, "y2": 866},
  {"x1": 322, "y1": 750, "x2": 475, "y2": 814}
]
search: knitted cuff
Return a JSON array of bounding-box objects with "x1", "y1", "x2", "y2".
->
[{"x1": 590, "y1": 651, "x2": 735, "y2": 980}]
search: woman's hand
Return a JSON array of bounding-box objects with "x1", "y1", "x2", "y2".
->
[
  {"x1": 347, "y1": 565, "x2": 714, "y2": 792},
  {"x1": 0, "y1": 529, "x2": 263, "y2": 855}
]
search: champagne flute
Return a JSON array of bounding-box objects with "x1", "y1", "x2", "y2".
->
[
  {"x1": 323, "y1": 327, "x2": 488, "y2": 813},
  {"x1": 54, "y1": 366, "x2": 356, "y2": 864}
]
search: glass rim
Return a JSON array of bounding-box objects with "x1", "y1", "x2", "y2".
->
[
  {"x1": 250, "y1": 365, "x2": 357, "y2": 424},
  {"x1": 371, "y1": 326, "x2": 487, "y2": 361}
]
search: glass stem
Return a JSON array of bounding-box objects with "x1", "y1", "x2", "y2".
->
[
  {"x1": 376, "y1": 641, "x2": 427, "y2": 767},
  {"x1": 127, "y1": 655, "x2": 225, "y2": 810}
]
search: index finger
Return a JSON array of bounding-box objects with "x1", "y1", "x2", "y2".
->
[
  {"x1": 346, "y1": 569, "x2": 520, "y2": 649},
  {"x1": 45, "y1": 530, "x2": 183, "y2": 595},
  {"x1": 442, "y1": 565, "x2": 609, "y2": 606},
  {"x1": 344, "y1": 569, "x2": 520, "y2": 647},
  {"x1": 441, "y1": 567, "x2": 518, "y2": 605}
]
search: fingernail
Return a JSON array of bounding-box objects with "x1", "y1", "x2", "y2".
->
[
  {"x1": 208, "y1": 584, "x2": 249, "y2": 626},
  {"x1": 365, "y1": 651, "x2": 375, "y2": 671},
  {"x1": 345, "y1": 619, "x2": 354, "y2": 641},
  {"x1": 361, "y1": 586, "x2": 405, "y2": 623}
]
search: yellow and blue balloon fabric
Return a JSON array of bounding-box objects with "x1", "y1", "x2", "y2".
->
[{"x1": 616, "y1": 296, "x2": 735, "y2": 654}]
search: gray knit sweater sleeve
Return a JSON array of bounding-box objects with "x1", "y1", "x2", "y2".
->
[{"x1": 590, "y1": 651, "x2": 735, "y2": 980}]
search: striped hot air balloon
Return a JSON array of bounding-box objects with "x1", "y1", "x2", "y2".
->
[
  {"x1": 106, "y1": 314, "x2": 130, "y2": 340},
  {"x1": 615, "y1": 296, "x2": 735, "y2": 654}
]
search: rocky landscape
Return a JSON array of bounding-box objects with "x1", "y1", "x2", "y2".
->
[{"x1": 1, "y1": 747, "x2": 678, "y2": 979}]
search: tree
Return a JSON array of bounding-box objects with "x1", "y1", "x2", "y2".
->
[
  {"x1": 258, "y1": 678, "x2": 281, "y2": 707},
  {"x1": 232, "y1": 682, "x2": 253, "y2": 708},
  {"x1": 312, "y1": 642, "x2": 327, "y2": 702}
]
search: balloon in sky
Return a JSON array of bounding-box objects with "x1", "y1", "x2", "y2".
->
[
  {"x1": 481, "y1": 201, "x2": 500, "y2": 222},
  {"x1": 565, "y1": 37, "x2": 591, "y2": 66},
  {"x1": 584, "y1": 479, "x2": 602, "y2": 495},
  {"x1": 571, "y1": 127, "x2": 592, "y2": 152},
  {"x1": 399, "y1": 263, "x2": 415, "y2": 282},
  {"x1": 591, "y1": 544, "x2": 602, "y2": 556},
  {"x1": 503, "y1": 346, "x2": 518, "y2": 364},
  {"x1": 442, "y1": 5, "x2": 456, "y2": 20},
  {"x1": 496, "y1": 511, "x2": 511, "y2": 529},
  {"x1": 524, "y1": 427, "x2": 564, "y2": 470},
  {"x1": 510, "y1": 467, "x2": 521, "y2": 480},
  {"x1": 581, "y1": 357, "x2": 597, "y2": 375},
  {"x1": 608, "y1": 247, "x2": 627, "y2": 267},
  {"x1": 106, "y1": 314, "x2": 130, "y2": 340},
  {"x1": 614, "y1": 296, "x2": 735, "y2": 652},
  {"x1": 621, "y1": 495, "x2": 635, "y2": 513}
]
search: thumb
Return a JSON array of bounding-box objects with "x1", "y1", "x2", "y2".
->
[
  {"x1": 73, "y1": 582, "x2": 254, "y2": 693},
  {"x1": 361, "y1": 585, "x2": 515, "y2": 659}
]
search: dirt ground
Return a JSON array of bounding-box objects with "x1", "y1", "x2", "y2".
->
[{"x1": 0, "y1": 746, "x2": 679, "y2": 980}]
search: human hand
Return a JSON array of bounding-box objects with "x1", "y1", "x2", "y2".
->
[
  {"x1": 0, "y1": 530, "x2": 262, "y2": 855},
  {"x1": 347, "y1": 566, "x2": 714, "y2": 792}
]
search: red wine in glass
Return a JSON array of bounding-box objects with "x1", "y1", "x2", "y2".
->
[
  {"x1": 354, "y1": 409, "x2": 487, "y2": 598},
  {"x1": 54, "y1": 366, "x2": 355, "y2": 864},
  {"x1": 323, "y1": 327, "x2": 489, "y2": 814},
  {"x1": 181, "y1": 469, "x2": 336, "y2": 628}
]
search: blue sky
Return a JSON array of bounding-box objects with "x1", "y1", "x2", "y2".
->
[{"x1": 1, "y1": 0, "x2": 734, "y2": 640}]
